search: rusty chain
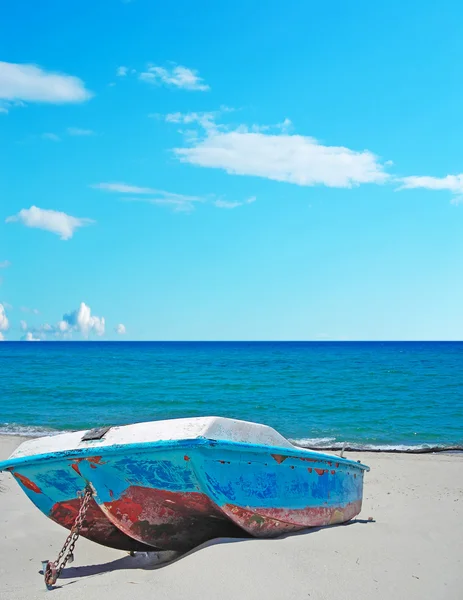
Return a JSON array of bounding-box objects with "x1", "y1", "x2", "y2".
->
[{"x1": 44, "y1": 486, "x2": 93, "y2": 588}]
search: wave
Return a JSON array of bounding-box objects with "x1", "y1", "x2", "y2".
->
[
  {"x1": 291, "y1": 438, "x2": 463, "y2": 454},
  {"x1": 0, "y1": 423, "x2": 63, "y2": 437},
  {"x1": 1, "y1": 424, "x2": 461, "y2": 453}
]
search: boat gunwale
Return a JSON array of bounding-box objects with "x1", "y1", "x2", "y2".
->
[{"x1": 0, "y1": 437, "x2": 370, "y2": 473}]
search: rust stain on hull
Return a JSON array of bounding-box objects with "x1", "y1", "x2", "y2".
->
[
  {"x1": 102, "y1": 486, "x2": 247, "y2": 551},
  {"x1": 221, "y1": 500, "x2": 363, "y2": 536},
  {"x1": 50, "y1": 497, "x2": 152, "y2": 551}
]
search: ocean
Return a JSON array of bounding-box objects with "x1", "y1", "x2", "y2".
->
[{"x1": 1, "y1": 341, "x2": 462, "y2": 451}]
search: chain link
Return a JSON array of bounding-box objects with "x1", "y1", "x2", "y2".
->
[{"x1": 44, "y1": 486, "x2": 93, "y2": 588}]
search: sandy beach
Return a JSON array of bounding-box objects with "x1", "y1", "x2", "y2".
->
[{"x1": 0, "y1": 435, "x2": 461, "y2": 600}]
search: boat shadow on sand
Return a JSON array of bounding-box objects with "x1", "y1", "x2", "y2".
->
[{"x1": 46, "y1": 518, "x2": 375, "y2": 585}]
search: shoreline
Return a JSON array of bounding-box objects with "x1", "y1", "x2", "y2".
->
[{"x1": 1, "y1": 431, "x2": 461, "y2": 455}]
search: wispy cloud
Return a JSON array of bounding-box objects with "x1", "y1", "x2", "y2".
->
[
  {"x1": 0, "y1": 99, "x2": 26, "y2": 114},
  {"x1": 139, "y1": 64, "x2": 209, "y2": 91},
  {"x1": 91, "y1": 182, "x2": 156, "y2": 194},
  {"x1": 153, "y1": 107, "x2": 234, "y2": 132},
  {"x1": 42, "y1": 132, "x2": 61, "y2": 142},
  {"x1": 397, "y1": 174, "x2": 463, "y2": 203},
  {"x1": 162, "y1": 111, "x2": 217, "y2": 129},
  {"x1": 6, "y1": 206, "x2": 94, "y2": 240},
  {"x1": 0, "y1": 260, "x2": 10, "y2": 269},
  {"x1": 116, "y1": 66, "x2": 129, "y2": 77},
  {"x1": 115, "y1": 323, "x2": 126, "y2": 334},
  {"x1": 214, "y1": 196, "x2": 257, "y2": 209},
  {"x1": 92, "y1": 181, "x2": 204, "y2": 212},
  {"x1": 168, "y1": 115, "x2": 389, "y2": 188},
  {"x1": 93, "y1": 181, "x2": 255, "y2": 212},
  {"x1": 0, "y1": 61, "x2": 92, "y2": 107},
  {"x1": 125, "y1": 196, "x2": 203, "y2": 213},
  {"x1": 40, "y1": 128, "x2": 95, "y2": 141},
  {"x1": 66, "y1": 127, "x2": 95, "y2": 136},
  {"x1": 20, "y1": 306, "x2": 39, "y2": 315}
]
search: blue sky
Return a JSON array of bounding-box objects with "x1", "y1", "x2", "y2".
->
[{"x1": 1, "y1": 0, "x2": 463, "y2": 340}]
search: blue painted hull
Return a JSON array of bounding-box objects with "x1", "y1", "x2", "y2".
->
[
  {"x1": 2, "y1": 456, "x2": 152, "y2": 550},
  {"x1": 1, "y1": 437, "x2": 368, "y2": 551}
]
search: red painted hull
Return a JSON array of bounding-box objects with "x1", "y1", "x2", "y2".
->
[
  {"x1": 100, "y1": 486, "x2": 249, "y2": 551},
  {"x1": 50, "y1": 497, "x2": 153, "y2": 551},
  {"x1": 221, "y1": 500, "x2": 363, "y2": 536},
  {"x1": 96, "y1": 485, "x2": 362, "y2": 550}
]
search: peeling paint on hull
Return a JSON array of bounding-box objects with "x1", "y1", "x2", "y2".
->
[
  {"x1": 50, "y1": 496, "x2": 152, "y2": 551},
  {"x1": 221, "y1": 500, "x2": 363, "y2": 536},
  {"x1": 100, "y1": 486, "x2": 248, "y2": 551},
  {"x1": 76, "y1": 444, "x2": 368, "y2": 551},
  {"x1": 8, "y1": 466, "x2": 151, "y2": 551},
  {"x1": 0, "y1": 418, "x2": 369, "y2": 552}
]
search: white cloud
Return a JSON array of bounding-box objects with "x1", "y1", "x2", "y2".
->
[
  {"x1": 42, "y1": 132, "x2": 61, "y2": 142},
  {"x1": 57, "y1": 320, "x2": 69, "y2": 332},
  {"x1": 162, "y1": 111, "x2": 217, "y2": 130},
  {"x1": 214, "y1": 196, "x2": 257, "y2": 209},
  {"x1": 398, "y1": 174, "x2": 463, "y2": 193},
  {"x1": 0, "y1": 303, "x2": 9, "y2": 331},
  {"x1": 0, "y1": 61, "x2": 92, "y2": 104},
  {"x1": 173, "y1": 119, "x2": 389, "y2": 188},
  {"x1": 92, "y1": 182, "x2": 203, "y2": 212},
  {"x1": 127, "y1": 196, "x2": 202, "y2": 212},
  {"x1": 22, "y1": 331, "x2": 40, "y2": 342},
  {"x1": 24, "y1": 302, "x2": 116, "y2": 340},
  {"x1": 20, "y1": 320, "x2": 27, "y2": 331},
  {"x1": 115, "y1": 323, "x2": 126, "y2": 335},
  {"x1": 63, "y1": 302, "x2": 105, "y2": 337},
  {"x1": 0, "y1": 332, "x2": 4, "y2": 341},
  {"x1": 91, "y1": 182, "x2": 156, "y2": 194},
  {"x1": 0, "y1": 99, "x2": 26, "y2": 114},
  {"x1": 6, "y1": 206, "x2": 94, "y2": 240},
  {"x1": 249, "y1": 118, "x2": 293, "y2": 134},
  {"x1": 93, "y1": 178, "x2": 258, "y2": 213},
  {"x1": 116, "y1": 66, "x2": 129, "y2": 77},
  {"x1": 153, "y1": 107, "x2": 235, "y2": 133},
  {"x1": 0, "y1": 260, "x2": 10, "y2": 269},
  {"x1": 67, "y1": 127, "x2": 95, "y2": 136},
  {"x1": 139, "y1": 64, "x2": 209, "y2": 91}
]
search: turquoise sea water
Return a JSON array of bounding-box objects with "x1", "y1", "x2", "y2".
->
[{"x1": 1, "y1": 342, "x2": 462, "y2": 451}]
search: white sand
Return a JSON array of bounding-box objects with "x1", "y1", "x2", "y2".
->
[{"x1": 0, "y1": 434, "x2": 462, "y2": 600}]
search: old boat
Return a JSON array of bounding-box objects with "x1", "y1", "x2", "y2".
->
[{"x1": 0, "y1": 417, "x2": 369, "y2": 552}]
